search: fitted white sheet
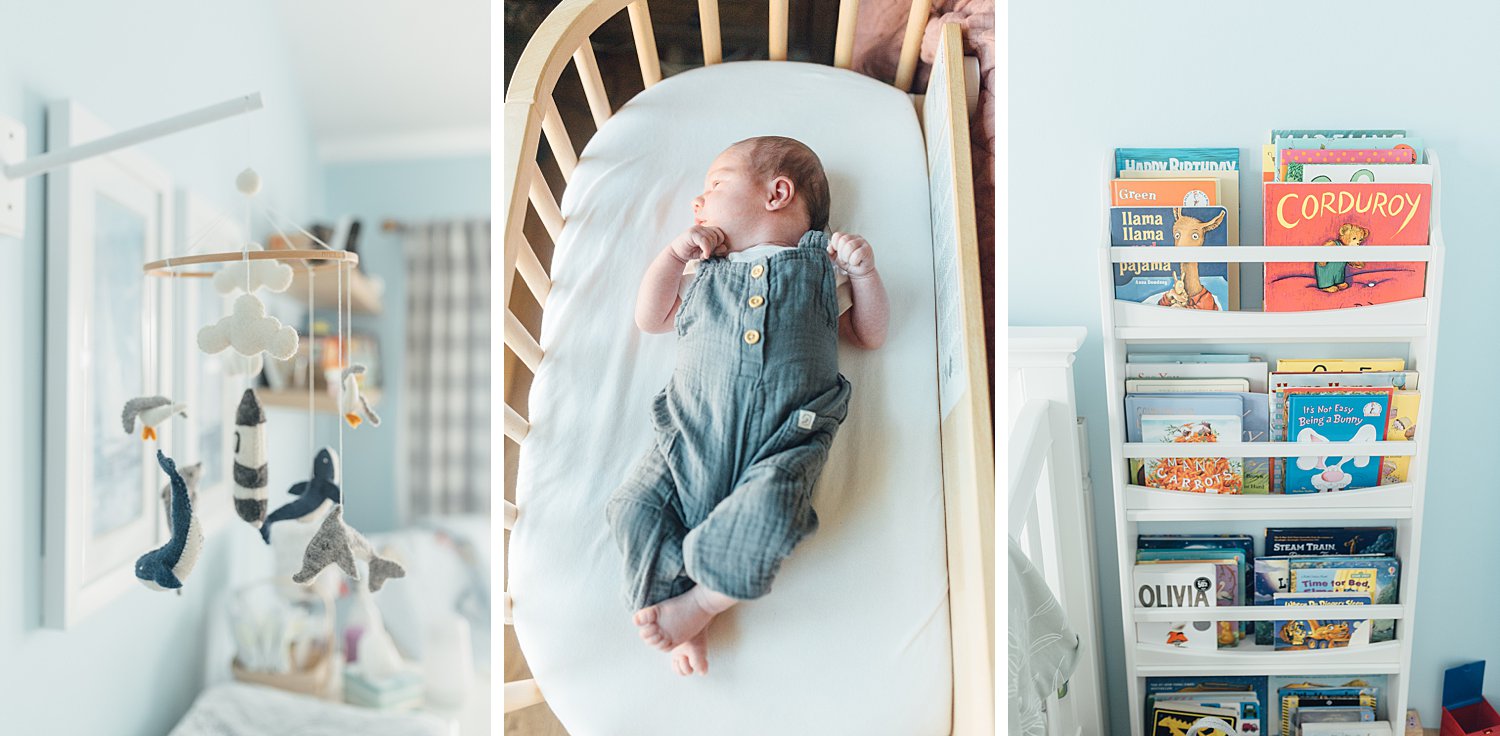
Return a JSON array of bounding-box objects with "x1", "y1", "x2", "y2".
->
[{"x1": 510, "y1": 61, "x2": 951, "y2": 735}]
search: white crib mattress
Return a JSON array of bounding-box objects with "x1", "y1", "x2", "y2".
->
[{"x1": 510, "y1": 61, "x2": 951, "y2": 735}]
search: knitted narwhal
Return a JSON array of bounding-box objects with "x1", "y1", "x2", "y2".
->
[{"x1": 232, "y1": 389, "x2": 269, "y2": 527}]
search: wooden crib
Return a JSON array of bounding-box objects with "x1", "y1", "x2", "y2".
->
[
  {"x1": 1007, "y1": 327, "x2": 1108, "y2": 735},
  {"x1": 503, "y1": 1, "x2": 992, "y2": 731}
]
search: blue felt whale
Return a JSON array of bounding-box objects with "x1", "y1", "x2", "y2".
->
[
  {"x1": 135, "y1": 451, "x2": 204, "y2": 591},
  {"x1": 261, "y1": 448, "x2": 342, "y2": 544}
]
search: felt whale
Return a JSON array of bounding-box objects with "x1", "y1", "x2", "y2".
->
[
  {"x1": 340, "y1": 365, "x2": 381, "y2": 428},
  {"x1": 135, "y1": 451, "x2": 204, "y2": 591},
  {"x1": 261, "y1": 448, "x2": 342, "y2": 544},
  {"x1": 160, "y1": 461, "x2": 203, "y2": 522},
  {"x1": 121, "y1": 396, "x2": 187, "y2": 441},
  {"x1": 233, "y1": 389, "x2": 269, "y2": 527},
  {"x1": 293, "y1": 505, "x2": 406, "y2": 592}
]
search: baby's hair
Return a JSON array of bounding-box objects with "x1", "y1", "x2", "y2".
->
[{"x1": 731, "y1": 136, "x2": 830, "y2": 231}]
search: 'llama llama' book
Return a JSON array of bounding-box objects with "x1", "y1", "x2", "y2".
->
[
  {"x1": 1263, "y1": 183, "x2": 1431, "y2": 312},
  {"x1": 1111, "y1": 206, "x2": 1229, "y2": 310}
]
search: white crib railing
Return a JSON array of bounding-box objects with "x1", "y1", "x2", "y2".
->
[{"x1": 1008, "y1": 327, "x2": 1106, "y2": 736}]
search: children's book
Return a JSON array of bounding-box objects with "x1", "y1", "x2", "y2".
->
[
  {"x1": 1112, "y1": 178, "x2": 1220, "y2": 207},
  {"x1": 1146, "y1": 676, "x2": 1268, "y2": 736},
  {"x1": 1382, "y1": 391, "x2": 1420, "y2": 484},
  {"x1": 1281, "y1": 148, "x2": 1416, "y2": 180},
  {"x1": 1272, "y1": 129, "x2": 1407, "y2": 141},
  {"x1": 1273, "y1": 135, "x2": 1423, "y2": 180},
  {"x1": 1134, "y1": 563, "x2": 1219, "y2": 650},
  {"x1": 1270, "y1": 384, "x2": 1398, "y2": 491},
  {"x1": 1140, "y1": 415, "x2": 1244, "y2": 494},
  {"x1": 1129, "y1": 353, "x2": 1254, "y2": 363},
  {"x1": 1289, "y1": 556, "x2": 1400, "y2": 642},
  {"x1": 1284, "y1": 392, "x2": 1391, "y2": 493},
  {"x1": 1127, "y1": 378, "x2": 1253, "y2": 394},
  {"x1": 1275, "y1": 358, "x2": 1407, "y2": 373},
  {"x1": 1295, "y1": 707, "x2": 1377, "y2": 727},
  {"x1": 1288, "y1": 163, "x2": 1434, "y2": 184},
  {"x1": 1128, "y1": 393, "x2": 1269, "y2": 493},
  {"x1": 1117, "y1": 147, "x2": 1240, "y2": 174},
  {"x1": 1300, "y1": 722, "x2": 1387, "y2": 736},
  {"x1": 1139, "y1": 535, "x2": 1255, "y2": 638},
  {"x1": 1291, "y1": 566, "x2": 1378, "y2": 599},
  {"x1": 1138, "y1": 548, "x2": 1246, "y2": 645},
  {"x1": 1151, "y1": 702, "x2": 1239, "y2": 736},
  {"x1": 1112, "y1": 206, "x2": 1230, "y2": 310},
  {"x1": 1263, "y1": 183, "x2": 1431, "y2": 312},
  {"x1": 1149, "y1": 694, "x2": 1253, "y2": 736},
  {"x1": 1273, "y1": 592, "x2": 1372, "y2": 650},
  {"x1": 1120, "y1": 170, "x2": 1242, "y2": 254},
  {"x1": 1254, "y1": 556, "x2": 1291, "y2": 645},
  {"x1": 1265, "y1": 527, "x2": 1396, "y2": 556},
  {"x1": 1127, "y1": 361, "x2": 1269, "y2": 394},
  {"x1": 1276, "y1": 679, "x2": 1381, "y2": 736}
]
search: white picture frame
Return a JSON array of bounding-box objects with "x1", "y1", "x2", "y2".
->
[{"x1": 44, "y1": 100, "x2": 175, "y2": 629}]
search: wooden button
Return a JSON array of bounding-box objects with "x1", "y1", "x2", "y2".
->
[
  {"x1": 748, "y1": 295, "x2": 765, "y2": 308},
  {"x1": 743, "y1": 329, "x2": 761, "y2": 345},
  {"x1": 750, "y1": 264, "x2": 765, "y2": 278}
]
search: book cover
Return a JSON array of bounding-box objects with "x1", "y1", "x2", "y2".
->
[
  {"x1": 1127, "y1": 360, "x2": 1269, "y2": 393},
  {"x1": 1112, "y1": 206, "x2": 1229, "y2": 310},
  {"x1": 1381, "y1": 391, "x2": 1420, "y2": 485},
  {"x1": 1117, "y1": 147, "x2": 1240, "y2": 174},
  {"x1": 1288, "y1": 163, "x2": 1434, "y2": 184},
  {"x1": 1273, "y1": 135, "x2": 1423, "y2": 180},
  {"x1": 1134, "y1": 563, "x2": 1219, "y2": 650},
  {"x1": 1151, "y1": 703, "x2": 1238, "y2": 736},
  {"x1": 1292, "y1": 566, "x2": 1378, "y2": 598},
  {"x1": 1289, "y1": 556, "x2": 1400, "y2": 642},
  {"x1": 1273, "y1": 592, "x2": 1372, "y2": 650},
  {"x1": 1146, "y1": 676, "x2": 1268, "y2": 736},
  {"x1": 1138, "y1": 551, "x2": 1244, "y2": 646},
  {"x1": 1284, "y1": 392, "x2": 1391, "y2": 493},
  {"x1": 1271, "y1": 129, "x2": 1407, "y2": 140},
  {"x1": 1277, "y1": 679, "x2": 1381, "y2": 736},
  {"x1": 1271, "y1": 385, "x2": 1397, "y2": 492},
  {"x1": 1263, "y1": 183, "x2": 1431, "y2": 312},
  {"x1": 1112, "y1": 179, "x2": 1220, "y2": 207},
  {"x1": 1119, "y1": 169, "x2": 1242, "y2": 249},
  {"x1": 1254, "y1": 556, "x2": 1291, "y2": 645},
  {"x1": 1139, "y1": 536, "x2": 1255, "y2": 638},
  {"x1": 1281, "y1": 147, "x2": 1416, "y2": 180},
  {"x1": 1299, "y1": 722, "x2": 1387, "y2": 736},
  {"x1": 1126, "y1": 378, "x2": 1253, "y2": 394},
  {"x1": 1128, "y1": 393, "x2": 1269, "y2": 494},
  {"x1": 1275, "y1": 358, "x2": 1408, "y2": 372},
  {"x1": 1140, "y1": 415, "x2": 1244, "y2": 494},
  {"x1": 1128, "y1": 353, "x2": 1254, "y2": 363},
  {"x1": 1265, "y1": 527, "x2": 1396, "y2": 556}
]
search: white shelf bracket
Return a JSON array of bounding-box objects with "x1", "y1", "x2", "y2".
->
[{"x1": 0, "y1": 92, "x2": 264, "y2": 239}]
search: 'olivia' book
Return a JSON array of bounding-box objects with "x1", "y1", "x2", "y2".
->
[
  {"x1": 1134, "y1": 562, "x2": 1219, "y2": 650},
  {"x1": 1112, "y1": 206, "x2": 1229, "y2": 310},
  {"x1": 1263, "y1": 182, "x2": 1431, "y2": 312},
  {"x1": 1283, "y1": 392, "x2": 1391, "y2": 493}
]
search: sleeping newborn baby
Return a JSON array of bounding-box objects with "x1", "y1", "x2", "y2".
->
[{"x1": 607, "y1": 135, "x2": 890, "y2": 676}]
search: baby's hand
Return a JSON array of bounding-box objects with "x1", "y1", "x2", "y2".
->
[
  {"x1": 670, "y1": 225, "x2": 728, "y2": 261},
  {"x1": 827, "y1": 231, "x2": 877, "y2": 279}
]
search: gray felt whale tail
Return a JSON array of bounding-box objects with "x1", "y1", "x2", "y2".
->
[{"x1": 292, "y1": 503, "x2": 407, "y2": 592}]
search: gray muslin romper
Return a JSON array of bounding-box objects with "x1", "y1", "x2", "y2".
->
[{"x1": 607, "y1": 229, "x2": 853, "y2": 610}]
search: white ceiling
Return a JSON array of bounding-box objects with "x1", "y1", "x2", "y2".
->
[{"x1": 272, "y1": 0, "x2": 490, "y2": 162}]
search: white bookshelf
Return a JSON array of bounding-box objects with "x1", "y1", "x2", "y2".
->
[{"x1": 1097, "y1": 152, "x2": 1446, "y2": 736}]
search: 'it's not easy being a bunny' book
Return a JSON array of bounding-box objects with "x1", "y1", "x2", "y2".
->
[{"x1": 1283, "y1": 392, "x2": 1391, "y2": 494}]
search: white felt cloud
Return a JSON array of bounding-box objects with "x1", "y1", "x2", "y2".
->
[
  {"x1": 214, "y1": 243, "x2": 294, "y2": 295},
  {"x1": 198, "y1": 294, "x2": 299, "y2": 360}
]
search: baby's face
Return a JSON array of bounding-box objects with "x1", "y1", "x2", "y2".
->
[{"x1": 692, "y1": 148, "x2": 769, "y2": 251}]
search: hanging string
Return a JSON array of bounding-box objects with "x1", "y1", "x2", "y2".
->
[
  {"x1": 307, "y1": 260, "x2": 315, "y2": 454},
  {"x1": 243, "y1": 194, "x2": 254, "y2": 393},
  {"x1": 337, "y1": 257, "x2": 346, "y2": 517}
]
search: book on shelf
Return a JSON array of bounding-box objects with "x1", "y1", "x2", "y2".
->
[
  {"x1": 1126, "y1": 360, "x2": 1269, "y2": 393},
  {"x1": 1138, "y1": 548, "x2": 1246, "y2": 647},
  {"x1": 1149, "y1": 702, "x2": 1239, "y2": 736},
  {"x1": 1276, "y1": 678, "x2": 1381, "y2": 736},
  {"x1": 1275, "y1": 358, "x2": 1408, "y2": 373},
  {"x1": 1272, "y1": 135, "x2": 1422, "y2": 181},
  {"x1": 1299, "y1": 721, "x2": 1387, "y2": 736},
  {"x1": 1265, "y1": 527, "x2": 1397, "y2": 556},
  {"x1": 1129, "y1": 352, "x2": 1256, "y2": 364},
  {"x1": 1262, "y1": 182, "x2": 1431, "y2": 312},
  {"x1": 1287, "y1": 163, "x2": 1434, "y2": 184},
  {"x1": 1281, "y1": 147, "x2": 1417, "y2": 181},
  {"x1": 1268, "y1": 374, "x2": 1416, "y2": 491},
  {"x1": 1116, "y1": 147, "x2": 1241, "y2": 175},
  {"x1": 1139, "y1": 414, "x2": 1245, "y2": 495},
  {"x1": 1133, "y1": 562, "x2": 1220, "y2": 650},
  {"x1": 1127, "y1": 377, "x2": 1253, "y2": 394},
  {"x1": 1272, "y1": 591, "x2": 1373, "y2": 650},
  {"x1": 1382, "y1": 391, "x2": 1420, "y2": 484},
  {"x1": 1145, "y1": 675, "x2": 1268, "y2": 736},
  {"x1": 1254, "y1": 555, "x2": 1399, "y2": 645},
  {"x1": 1138, "y1": 534, "x2": 1254, "y2": 639},
  {"x1": 1127, "y1": 393, "x2": 1269, "y2": 493},
  {"x1": 1112, "y1": 178, "x2": 1220, "y2": 207},
  {"x1": 1111, "y1": 206, "x2": 1230, "y2": 310},
  {"x1": 1119, "y1": 170, "x2": 1242, "y2": 250},
  {"x1": 1283, "y1": 390, "x2": 1392, "y2": 494}
]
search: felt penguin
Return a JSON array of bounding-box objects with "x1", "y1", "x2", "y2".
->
[
  {"x1": 135, "y1": 451, "x2": 204, "y2": 591},
  {"x1": 293, "y1": 505, "x2": 405, "y2": 592},
  {"x1": 261, "y1": 449, "x2": 342, "y2": 544},
  {"x1": 340, "y1": 365, "x2": 381, "y2": 428},
  {"x1": 121, "y1": 396, "x2": 187, "y2": 441},
  {"x1": 233, "y1": 389, "x2": 269, "y2": 527}
]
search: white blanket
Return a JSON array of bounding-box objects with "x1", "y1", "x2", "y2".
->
[
  {"x1": 511, "y1": 60, "x2": 952, "y2": 735},
  {"x1": 169, "y1": 683, "x2": 450, "y2": 736}
]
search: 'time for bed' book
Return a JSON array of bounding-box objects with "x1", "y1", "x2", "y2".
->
[
  {"x1": 1111, "y1": 206, "x2": 1230, "y2": 310},
  {"x1": 1283, "y1": 393, "x2": 1391, "y2": 493},
  {"x1": 1263, "y1": 183, "x2": 1431, "y2": 312},
  {"x1": 1135, "y1": 563, "x2": 1218, "y2": 650}
]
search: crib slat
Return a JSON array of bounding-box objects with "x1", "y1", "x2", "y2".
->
[
  {"x1": 505, "y1": 309, "x2": 545, "y2": 374},
  {"x1": 894, "y1": 0, "x2": 932, "y2": 91},
  {"x1": 504, "y1": 678, "x2": 545, "y2": 713},
  {"x1": 698, "y1": 0, "x2": 722, "y2": 64},
  {"x1": 515, "y1": 234, "x2": 552, "y2": 305},
  {"x1": 505, "y1": 403, "x2": 530, "y2": 443},
  {"x1": 572, "y1": 41, "x2": 613, "y2": 128},
  {"x1": 833, "y1": 0, "x2": 860, "y2": 69},
  {"x1": 527, "y1": 160, "x2": 565, "y2": 243},
  {"x1": 769, "y1": 0, "x2": 789, "y2": 61},
  {"x1": 540, "y1": 97, "x2": 578, "y2": 181},
  {"x1": 627, "y1": 1, "x2": 663, "y2": 88},
  {"x1": 503, "y1": 499, "x2": 519, "y2": 530}
]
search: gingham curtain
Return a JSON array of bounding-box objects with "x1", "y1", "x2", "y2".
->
[{"x1": 404, "y1": 220, "x2": 491, "y2": 516}]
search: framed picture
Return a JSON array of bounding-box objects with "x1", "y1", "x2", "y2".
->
[
  {"x1": 44, "y1": 100, "x2": 175, "y2": 629},
  {"x1": 175, "y1": 190, "x2": 244, "y2": 533}
]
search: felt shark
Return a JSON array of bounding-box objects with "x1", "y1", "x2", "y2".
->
[
  {"x1": 121, "y1": 396, "x2": 187, "y2": 441},
  {"x1": 233, "y1": 389, "x2": 269, "y2": 527},
  {"x1": 135, "y1": 451, "x2": 204, "y2": 591},
  {"x1": 292, "y1": 505, "x2": 406, "y2": 592},
  {"x1": 261, "y1": 448, "x2": 342, "y2": 544}
]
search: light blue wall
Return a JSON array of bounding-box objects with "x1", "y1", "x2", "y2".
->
[
  {"x1": 1011, "y1": 1, "x2": 1493, "y2": 730},
  {"x1": 323, "y1": 156, "x2": 491, "y2": 533},
  {"x1": 0, "y1": 2, "x2": 320, "y2": 733}
]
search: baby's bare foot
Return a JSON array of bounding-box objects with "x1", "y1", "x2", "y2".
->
[
  {"x1": 632, "y1": 585, "x2": 738, "y2": 652},
  {"x1": 670, "y1": 631, "x2": 709, "y2": 676}
]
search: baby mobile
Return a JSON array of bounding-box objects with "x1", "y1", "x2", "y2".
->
[{"x1": 128, "y1": 167, "x2": 404, "y2": 596}]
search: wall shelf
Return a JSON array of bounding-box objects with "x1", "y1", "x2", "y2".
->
[
  {"x1": 258, "y1": 387, "x2": 380, "y2": 414},
  {"x1": 1098, "y1": 151, "x2": 1446, "y2": 734}
]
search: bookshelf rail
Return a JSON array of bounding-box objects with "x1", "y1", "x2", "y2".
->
[{"x1": 1100, "y1": 151, "x2": 1445, "y2": 736}]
